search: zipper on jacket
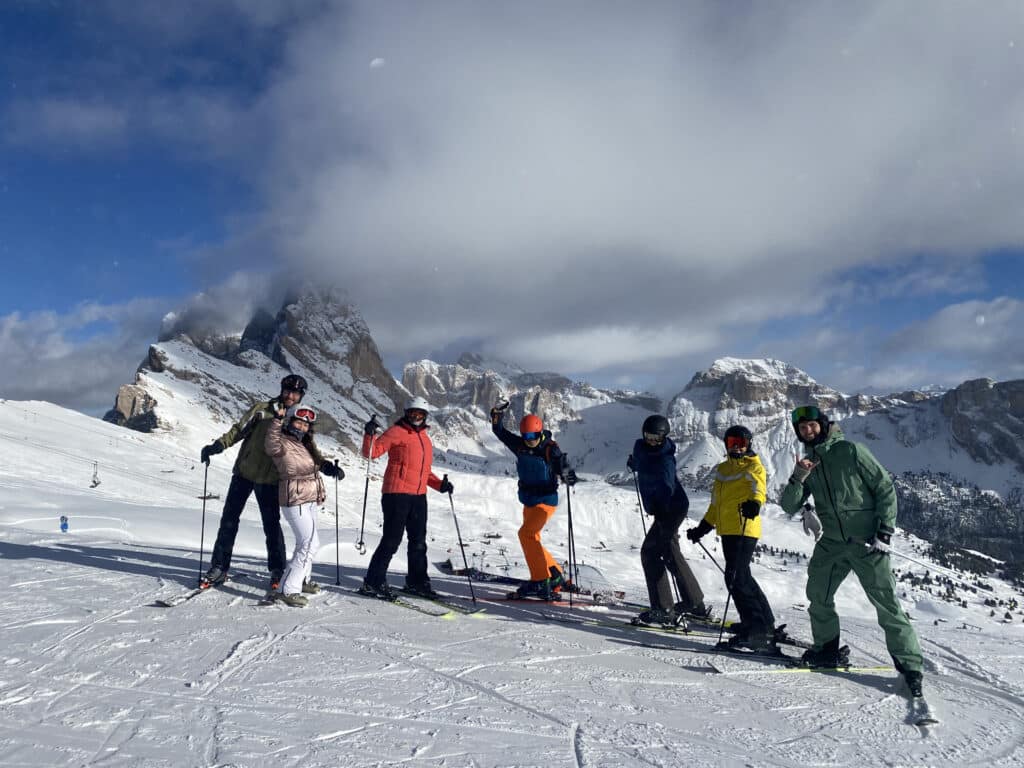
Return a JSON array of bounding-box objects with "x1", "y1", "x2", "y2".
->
[
  {"x1": 417, "y1": 429, "x2": 427, "y2": 494},
  {"x1": 815, "y1": 446, "x2": 847, "y2": 542}
]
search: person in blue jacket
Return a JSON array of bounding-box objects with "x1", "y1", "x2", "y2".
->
[
  {"x1": 490, "y1": 402, "x2": 577, "y2": 600},
  {"x1": 628, "y1": 415, "x2": 708, "y2": 626}
]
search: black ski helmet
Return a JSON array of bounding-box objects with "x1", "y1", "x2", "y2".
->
[
  {"x1": 280, "y1": 373, "x2": 308, "y2": 395},
  {"x1": 791, "y1": 405, "x2": 830, "y2": 444},
  {"x1": 723, "y1": 425, "x2": 754, "y2": 456},
  {"x1": 642, "y1": 415, "x2": 670, "y2": 439}
]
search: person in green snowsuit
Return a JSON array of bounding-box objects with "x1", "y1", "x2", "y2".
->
[{"x1": 779, "y1": 405, "x2": 925, "y2": 697}]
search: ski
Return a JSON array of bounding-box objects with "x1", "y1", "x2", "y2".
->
[
  {"x1": 153, "y1": 571, "x2": 255, "y2": 607},
  {"x1": 348, "y1": 589, "x2": 455, "y2": 618},
  {"x1": 707, "y1": 662, "x2": 893, "y2": 675},
  {"x1": 154, "y1": 586, "x2": 207, "y2": 607},
  {"x1": 397, "y1": 587, "x2": 487, "y2": 616}
]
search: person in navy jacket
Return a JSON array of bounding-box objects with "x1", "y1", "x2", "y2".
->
[
  {"x1": 629, "y1": 415, "x2": 708, "y2": 625},
  {"x1": 491, "y1": 402, "x2": 576, "y2": 599}
]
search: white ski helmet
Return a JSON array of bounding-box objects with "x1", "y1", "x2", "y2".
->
[{"x1": 405, "y1": 396, "x2": 431, "y2": 414}]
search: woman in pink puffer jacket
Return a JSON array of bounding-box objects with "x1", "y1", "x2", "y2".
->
[{"x1": 264, "y1": 404, "x2": 327, "y2": 606}]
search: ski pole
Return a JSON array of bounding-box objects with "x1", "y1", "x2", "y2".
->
[
  {"x1": 847, "y1": 536, "x2": 986, "y2": 592},
  {"x1": 445, "y1": 475, "x2": 476, "y2": 604},
  {"x1": 695, "y1": 539, "x2": 726, "y2": 576},
  {"x1": 357, "y1": 424, "x2": 377, "y2": 555},
  {"x1": 565, "y1": 468, "x2": 578, "y2": 608},
  {"x1": 197, "y1": 462, "x2": 209, "y2": 587},
  {"x1": 334, "y1": 459, "x2": 341, "y2": 585},
  {"x1": 630, "y1": 469, "x2": 648, "y2": 537}
]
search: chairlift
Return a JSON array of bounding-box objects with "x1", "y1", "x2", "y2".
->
[{"x1": 90, "y1": 462, "x2": 101, "y2": 488}]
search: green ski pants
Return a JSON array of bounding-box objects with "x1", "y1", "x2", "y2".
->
[{"x1": 806, "y1": 537, "x2": 923, "y2": 673}]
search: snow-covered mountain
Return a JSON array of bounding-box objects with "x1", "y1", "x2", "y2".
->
[{"x1": 104, "y1": 291, "x2": 407, "y2": 454}]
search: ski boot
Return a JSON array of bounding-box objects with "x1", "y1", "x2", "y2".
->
[
  {"x1": 635, "y1": 607, "x2": 684, "y2": 627},
  {"x1": 269, "y1": 570, "x2": 284, "y2": 591},
  {"x1": 201, "y1": 566, "x2": 228, "y2": 589},
  {"x1": 302, "y1": 579, "x2": 321, "y2": 594},
  {"x1": 799, "y1": 637, "x2": 851, "y2": 668},
  {"x1": 358, "y1": 580, "x2": 398, "y2": 602},
  {"x1": 509, "y1": 578, "x2": 554, "y2": 600},
  {"x1": 276, "y1": 592, "x2": 308, "y2": 607},
  {"x1": 402, "y1": 582, "x2": 441, "y2": 600}
]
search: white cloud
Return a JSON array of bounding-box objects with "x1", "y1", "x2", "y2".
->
[
  {"x1": 0, "y1": 299, "x2": 170, "y2": 414},
  {"x1": 229, "y1": 2, "x2": 1024, "y2": 381}
]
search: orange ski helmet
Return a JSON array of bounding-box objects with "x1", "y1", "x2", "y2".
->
[{"x1": 519, "y1": 414, "x2": 543, "y2": 437}]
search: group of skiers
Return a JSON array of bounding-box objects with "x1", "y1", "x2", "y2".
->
[{"x1": 198, "y1": 374, "x2": 925, "y2": 699}]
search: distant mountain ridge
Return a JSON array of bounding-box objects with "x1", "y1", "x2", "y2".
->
[{"x1": 102, "y1": 291, "x2": 1024, "y2": 561}]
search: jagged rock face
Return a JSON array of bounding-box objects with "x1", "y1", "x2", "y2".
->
[
  {"x1": 102, "y1": 292, "x2": 404, "y2": 451},
  {"x1": 942, "y1": 378, "x2": 1024, "y2": 474},
  {"x1": 400, "y1": 353, "x2": 660, "y2": 454},
  {"x1": 102, "y1": 384, "x2": 159, "y2": 432}
]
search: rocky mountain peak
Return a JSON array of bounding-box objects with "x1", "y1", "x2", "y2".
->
[{"x1": 103, "y1": 291, "x2": 404, "y2": 451}]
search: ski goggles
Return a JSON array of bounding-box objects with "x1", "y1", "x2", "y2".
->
[
  {"x1": 643, "y1": 432, "x2": 666, "y2": 445},
  {"x1": 406, "y1": 409, "x2": 427, "y2": 420},
  {"x1": 521, "y1": 431, "x2": 542, "y2": 441},
  {"x1": 791, "y1": 405, "x2": 822, "y2": 424},
  {"x1": 292, "y1": 407, "x2": 317, "y2": 423},
  {"x1": 725, "y1": 435, "x2": 749, "y2": 451}
]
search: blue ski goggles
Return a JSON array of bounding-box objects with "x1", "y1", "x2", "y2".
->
[
  {"x1": 791, "y1": 405, "x2": 822, "y2": 424},
  {"x1": 521, "y1": 431, "x2": 541, "y2": 441}
]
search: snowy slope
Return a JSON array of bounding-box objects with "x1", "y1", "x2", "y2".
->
[{"x1": 3, "y1": 399, "x2": 1024, "y2": 766}]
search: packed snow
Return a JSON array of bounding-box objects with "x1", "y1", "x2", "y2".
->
[{"x1": 2, "y1": 399, "x2": 1024, "y2": 767}]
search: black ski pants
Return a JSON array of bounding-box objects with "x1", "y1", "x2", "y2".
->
[
  {"x1": 641, "y1": 510, "x2": 705, "y2": 611},
  {"x1": 209, "y1": 474, "x2": 286, "y2": 575},
  {"x1": 364, "y1": 493, "x2": 430, "y2": 588},
  {"x1": 720, "y1": 534, "x2": 775, "y2": 636}
]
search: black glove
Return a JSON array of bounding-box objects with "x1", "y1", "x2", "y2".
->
[
  {"x1": 364, "y1": 416, "x2": 381, "y2": 436},
  {"x1": 626, "y1": 455, "x2": 636, "y2": 472},
  {"x1": 439, "y1": 477, "x2": 454, "y2": 495},
  {"x1": 740, "y1": 500, "x2": 762, "y2": 519},
  {"x1": 563, "y1": 469, "x2": 578, "y2": 486},
  {"x1": 686, "y1": 520, "x2": 713, "y2": 543},
  {"x1": 200, "y1": 441, "x2": 224, "y2": 464},
  {"x1": 320, "y1": 461, "x2": 344, "y2": 479}
]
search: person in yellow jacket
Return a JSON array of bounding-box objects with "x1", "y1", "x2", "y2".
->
[{"x1": 686, "y1": 425, "x2": 777, "y2": 651}]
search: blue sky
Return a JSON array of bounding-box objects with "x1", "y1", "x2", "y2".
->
[{"x1": 2, "y1": 1, "x2": 1022, "y2": 414}]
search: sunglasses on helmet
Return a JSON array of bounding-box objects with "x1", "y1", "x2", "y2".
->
[
  {"x1": 725, "y1": 435, "x2": 749, "y2": 451},
  {"x1": 791, "y1": 406, "x2": 821, "y2": 424},
  {"x1": 521, "y1": 431, "x2": 541, "y2": 441},
  {"x1": 292, "y1": 407, "x2": 316, "y2": 423}
]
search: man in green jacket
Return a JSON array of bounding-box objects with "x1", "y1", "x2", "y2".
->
[
  {"x1": 200, "y1": 374, "x2": 338, "y2": 589},
  {"x1": 780, "y1": 405, "x2": 925, "y2": 698}
]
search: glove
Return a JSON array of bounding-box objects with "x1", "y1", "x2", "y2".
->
[
  {"x1": 626, "y1": 455, "x2": 636, "y2": 472},
  {"x1": 320, "y1": 461, "x2": 344, "y2": 479},
  {"x1": 740, "y1": 500, "x2": 761, "y2": 519},
  {"x1": 563, "y1": 469, "x2": 578, "y2": 486},
  {"x1": 686, "y1": 520, "x2": 713, "y2": 543},
  {"x1": 439, "y1": 477, "x2": 454, "y2": 495},
  {"x1": 364, "y1": 416, "x2": 381, "y2": 436},
  {"x1": 790, "y1": 459, "x2": 818, "y2": 485},
  {"x1": 868, "y1": 526, "x2": 893, "y2": 554},
  {"x1": 801, "y1": 505, "x2": 823, "y2": 541},
  {"x1": 200, "y1": 441, "x2": 224, "y2": 464}
]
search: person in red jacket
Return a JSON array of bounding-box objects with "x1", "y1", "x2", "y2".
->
[{"x1": 358, "y1": 397, "x2": 453, "y2": 600}]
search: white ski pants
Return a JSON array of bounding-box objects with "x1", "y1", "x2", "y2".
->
[{"x1": 281, "y1": 502, "x2": 320, "y2": 596}]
